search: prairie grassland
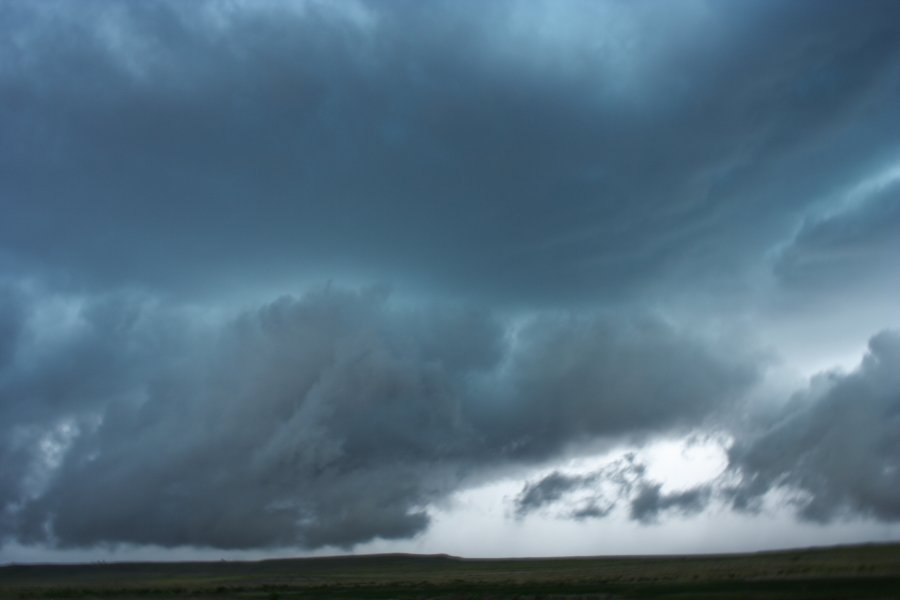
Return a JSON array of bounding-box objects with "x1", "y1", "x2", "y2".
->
[{"x1": 1, "y1": 542, "x2": 898, "y2": 599}]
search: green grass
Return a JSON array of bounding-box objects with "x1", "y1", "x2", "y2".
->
[{"x1": 2, "y1": 542, "x2": 899, "y2": 599}]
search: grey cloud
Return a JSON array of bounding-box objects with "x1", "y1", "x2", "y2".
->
[
  {"x1": 1, "y1": 0, "x2": 898, "y2": 305},
  {"x1": 12, "y1": 287, "x2": 497, "y2": 549},
  {"x1": 469, "y1": 314, "x2": 759, "y2": 463},
  {"x1": 727, "y1": 330, "x2": 900, "y2": 521},
  {"x1": 0, "y1": 287, "x2": 199, "y2": 544},
  {"x1": 512, "y1": 456, "x2": 635, "y2": 521},
  {"x1": 629, "y1": 483, "x2": 712, "y2": 524},
  {"x1": 514, "y1": 472, "x2": 590, "y2": 518},
  {"x1": 1, "y1": 286, "x2": 756, "y2": 550},
  {"x1": 513, "y1": 454, "x2": 711, "y2": 523}
]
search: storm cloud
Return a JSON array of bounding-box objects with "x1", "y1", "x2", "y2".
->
[
  {"x1": 727, "y1": 330, "x2": 900, "y2": 523},
  {"x1": 1, "y1": 286, "x2": 754, "y2": 549},
  {"x1": 1, "y1": 0, "x2": 899, "y2": 556},
  {"x1": 513, "y1": 330, "x2": 900, "y2": 528},
  {"x1": 2, "y1": 0, "x2": 899, "y2": 304}
]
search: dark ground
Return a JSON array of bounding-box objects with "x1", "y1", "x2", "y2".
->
[{"x1": 1, "y1": 542, "x2": 898, "y2": 599}]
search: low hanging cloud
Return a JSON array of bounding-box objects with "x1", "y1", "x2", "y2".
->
[
  {"x1": 513, "y1": 454, "x2": 713, "y2": 524},
  {"x1": 726, "y1": 330, "x2": 900, "y2": 522},
  {"x1": 629, "y1": 484, "x2": 713, "y2": 524},
  {"x1": 512, "y1": 330, "x2": 900, "y2": 527},
  {"x1": 0, "y1": 285, "x2": 757, "y2": 550}
]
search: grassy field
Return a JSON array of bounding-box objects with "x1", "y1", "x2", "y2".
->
[{"x1": 1, "y1": 542, "x2": 898, "y2": 599}]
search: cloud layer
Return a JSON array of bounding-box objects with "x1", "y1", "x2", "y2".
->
[
  {"x1": 0, "y1": 286, "x2": 756, "y2": 549},
  {"x1": 2, "y1": 0, "x2": 898, "y2": 305},
  {"x1": 1, "y1": 0, "x2": 899, "y2": 555}
]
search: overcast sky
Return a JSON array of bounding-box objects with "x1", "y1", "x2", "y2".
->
[{"x1": 1, "y1": 0, "x2": 899, "y2": 562}]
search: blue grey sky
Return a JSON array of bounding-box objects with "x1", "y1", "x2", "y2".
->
[{"x1": 1, "y1": 0, "x2": 899, "y2": 560}]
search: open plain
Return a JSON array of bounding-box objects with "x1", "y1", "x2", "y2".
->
[{"x1": 1, "y1": 542, "x2": 899, "y2": 599}]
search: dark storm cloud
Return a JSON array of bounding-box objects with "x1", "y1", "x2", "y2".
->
[
  {"x1": 727, "y1": 330, "x2": 900, "y2": 522},
  {"x1": 491, "y1": 315, "x2": 757, "y2": 459},
  {"x1": 1, "y1": 0, "x2": 898, "y2": 303},
  {"x1": 1, "y1": 286, "x2": 756, "y2": 549},
  {"x1": 0, "y1": 285, "x2": 194, "y2": 538}
]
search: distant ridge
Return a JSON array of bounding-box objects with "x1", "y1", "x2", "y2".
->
[
  {"x1": 260, "y1": 552, "x2": 463, "y2": 564},
  {"x1": 3, "y1": 541, "x2": 899, "y2": 568}
]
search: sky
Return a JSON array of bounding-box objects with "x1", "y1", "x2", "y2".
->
[{"x1": 1, "y1": 0, "x2": 899, "y2": 562}]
